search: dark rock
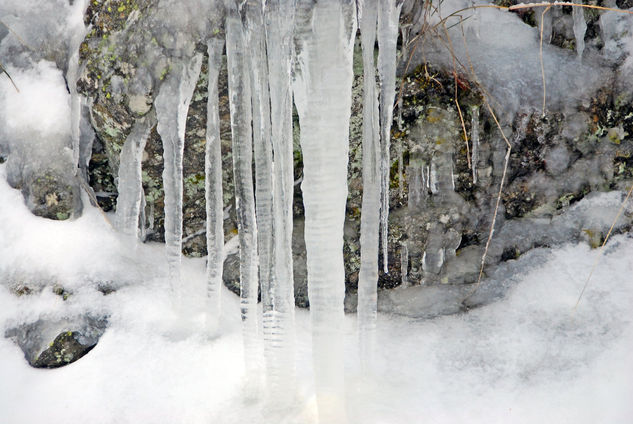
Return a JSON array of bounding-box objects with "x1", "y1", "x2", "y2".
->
[
  {"x1": 5, "y1": 315, "x2": 108, "y2": 368},
  {"x1": 22, "y1": 171, "x2": 82, "y2": 220}
]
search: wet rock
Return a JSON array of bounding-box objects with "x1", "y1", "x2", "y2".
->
[
  {"x1": 22, "y1": 171, "x2": 81, "y2": 220},
  {"x1": 5, "y1": 315, "x2": 108, "y2": 368}
]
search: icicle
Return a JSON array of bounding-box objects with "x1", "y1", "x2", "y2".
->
[
  {"x1": 357, "y1": 0, "x2": 381, "y2": 373},
  {"x1": 572, "y1": 6, "x2": 586, "y2": 60},
  {"x1": 377, "y1": 0, "x2": 403, "y2": 274},
  {"x1": 471, "y1": 105, "x2": 479, "y2": 185},
  {"x1": 205, "y1": 37, "x2": 225, "y2": 334},
  {"x1": 225, "y1": 3, "x2": 260, "y2": 379},
  {"x1": 293, "y1": 1, "x2": 356, "y2": 422},
  {"x1": 115, "y1": 113, "x2": 155, "y2": 239},
  {"x1": 155, "y1": 53, "x2": 203, "y2": 307},
  {"x1": 264, "y1": 0, "x2": 297, "y2": 406},
  {"x1": 66, "y1": 0, "x2": 90, "y2": 173},
  {"x1": 400, "y1": 242, "x2": 408, "y2": 287},
  {"x1": 245, "y1": 0, "x2": 274, "y2": 330}
]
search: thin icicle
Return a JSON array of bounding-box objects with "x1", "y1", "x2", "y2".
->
[
  {"x1": 205, "y1": 37, "x2": 225, "y2": 334},
  {"x1": 357, "y1": 0, "x2": 380, "y2": 372},
  {"x1": 572, "y1": 6, "x2": 587, "y2": 60},
  {"x1": 115, "y1": 112, "x2": 155, "y2": 239},
  {"x1": 471, "y1": 105, "x2": 479, "y2": 184},
  {"x1": 400, "y1": 242, "x2": 408, "y2": 287},
  {"x1": 225, "y1": 2, "x2": 260, "y2": 379},
  {"x1": 155, "y1": 53, "x2": 203, "y2": 307},
  {"x1": 264, "y1": 0, "x2": 297, "y2": 407},
  {"x1": 245, "y1": 0, "x2": 274, "y2": 341},
  {"x1": 66, "y1": 0, "x2": 90, "y2": 173},
  {"x1": 377, "y1": 0, "x2": 402, "y2": 274},
  {"x1": 293, "y1": 1, "x2": 356, "y2": 422}
]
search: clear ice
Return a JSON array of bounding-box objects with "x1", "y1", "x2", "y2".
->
[
  {"x1": 155, "y1": 53, "x2": 203, "y2": 306},
  {"x1": 204, "y1": 38, "x2": 225, "y2": 334},
  {"x1": 377, "y1": 0, "x2": 402, "y2": 273},
  {"x1": 293, "y1": 0, "x2": 356, "y2": 421},
  {"x1": 225, "y1": 2, "x2": 260, "y2": 376},
  {"x1": 263, "y1": 0, "x2": 297, "y2": 405},
  {"x1": 357, "y1": 0, "x2": 381, "y2": 371}
]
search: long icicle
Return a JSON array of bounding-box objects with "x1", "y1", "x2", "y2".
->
[
  {"x1": 205, "y1": 37, "x2": 225, "y2": 334},
  {"x1": 357, "y1": 0, "x2": 381, "y2": 372},
  {"x1": 377, "y1": 0, "x2": 403, "y2": 273},
  {"x1": 155, "y1": 54, "x2": 203, "y2": 309},
  {"x1": 264, "y1": 0, "x2": 297, "y2": 408},
  {"x1": 293, "y1": 1, "x2": 357, "y2": 422},
  {"x1": 225, "y1": 1, "x2": 260, "y2": 385}
]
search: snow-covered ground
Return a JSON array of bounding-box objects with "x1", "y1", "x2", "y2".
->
[{"x1": 1, "y1": 164, "x2": 632, "y2": 423}]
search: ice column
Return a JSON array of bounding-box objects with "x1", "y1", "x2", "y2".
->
[
  {"x1": 115, "y1": 113, "x2": 155, "y2": 239},
  {"x1": 225, "y1": 3, "x2": 260, "y2": 375},
  {"x1": 293, "y1": 1, "x2": 356, "y2": 422},
  {"x1": 572, "y1": 6, "x2": 587, "y2": 60},
  {"x1": 264, "y1": 0, "x2": 297, "y2": 404},
  {"x1": 205, "y1": 38, "x2": 225, "y2": 334},
  {"x1": 377, "y1": 0, "x2": 402, "y2": 273},
  {"x1": 357, "y1": 0, "x2": 381, "y2": 371},
  {"x1": 155, "y1": 54, "x2": 203, "y2": 305}
]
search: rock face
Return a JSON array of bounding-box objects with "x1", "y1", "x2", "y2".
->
[{"x1": 76, "y1": 1, "x2": 633, "y2": 314}]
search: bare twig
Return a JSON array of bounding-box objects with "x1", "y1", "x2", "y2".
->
[{"x1": 0, "y1": 60, "x2": 20, "y2": 92}]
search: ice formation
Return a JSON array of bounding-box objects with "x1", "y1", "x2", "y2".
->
[
  {"x1": 263, "y1": 0, "x2": 298, "y2": 405},
  {"x1": 115, "y1": 114, "x2": 155, "y2": 239},
  {"x1": 155, "y1": 53, "x2": 203, "y2": 305},
  {"x1": 225, "y1": 2, "x2": 260, "y2": 376},
  {"x1": 377, "y1": 0, "x2": 402, "y2": 274},
  {"x1": 205, "y1": 38, "x2": 225, "y2": 333},
  {"x1": 357, "y1": 0, "x2": 381, "y2": 370},
  {"x1": 293, "y1": 1, "x2": 357, "y2": 421},
  {"x1": 4, "y1": 0, "x2": 633, "y2": 423}
]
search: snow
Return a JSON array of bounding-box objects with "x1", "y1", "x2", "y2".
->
[{"x1": 1, "y1": 163, "x2": 633, "y2": 423}]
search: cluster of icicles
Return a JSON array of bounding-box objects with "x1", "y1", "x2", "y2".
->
[{"x1": 110, "y1": 1, "x2": 402, "y2": 422}]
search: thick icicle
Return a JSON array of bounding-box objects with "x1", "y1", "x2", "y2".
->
[
  {"x1": 572, "y1": 6, "x2": 587, "y2": 60},
  {"x1": 205, "y1": 38, "x2": 225, "y2": 334},
  {"x1": 155, "y1": 54, "x2": 203, "y2": 306},
  {"x1": 225, "y1": 3, "x2": 260, "y2": 377},
  {"x1": 357, "y1": 0, "x2": 381, "y2": 372},
  {"x1": 115, "y1": 113, "x2": 156, "y2": 239},
  {"x1": 377, "y1": 0, "x2": 403, "y2": 273},
  {"x1": 293, "y1": 1, "x2": 356, "y2": 422},
  {"x1": 263, "y1": 0, "x2": 297, "y2": 406},
  {"x1": 471, "y1": 105, "x2": 479, "y2": 185}
]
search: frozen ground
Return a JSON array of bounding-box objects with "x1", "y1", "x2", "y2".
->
[{"x1": 0, "y1": 164, "x2": 632, "y2": 424}]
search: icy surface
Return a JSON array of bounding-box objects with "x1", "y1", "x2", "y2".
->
[
  {"x1": 1, "y1": 164, "x2": 633, "y2": 423},
  {"x1": 417, "y1": 0, "x2": 607, "y2": 123},
  {"x1": 293, "y1": 1, "x2": 357, "y2": 421}
]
